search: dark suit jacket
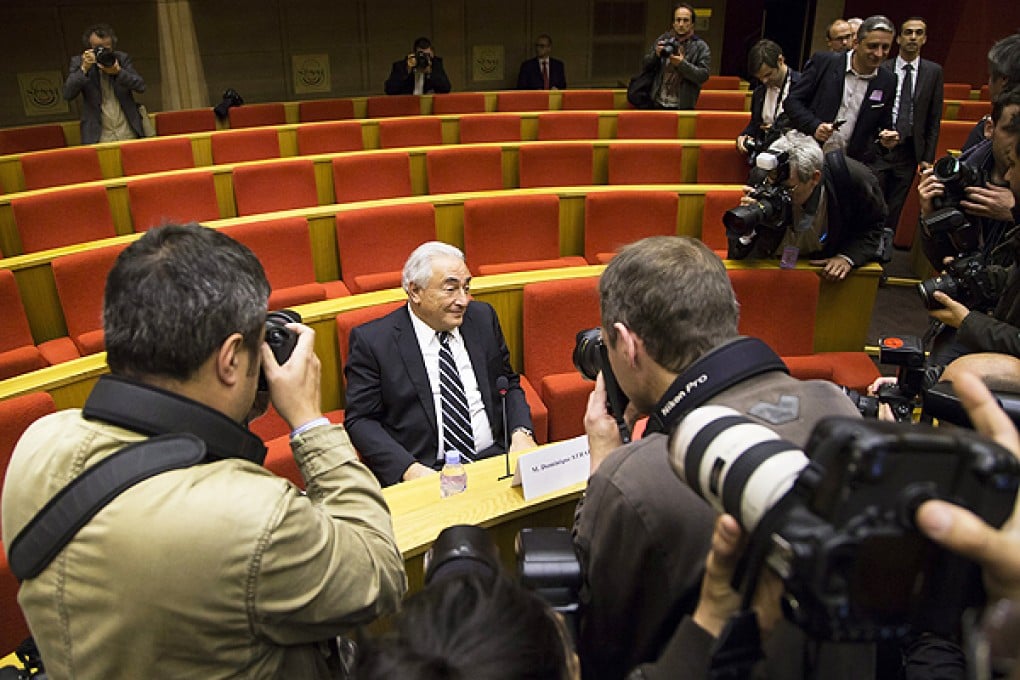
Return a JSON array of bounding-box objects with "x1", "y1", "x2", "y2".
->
[
  {"x1": 740, "y1": 69, "x2": 801, "y2": 138},
  {"x1": 880, "y1": 56, "x2": 944, "y2": 164},
  {"x1": 383, "y1": 56, "x2": 452, "y2": 95},
  {"x1": 63, "y1": 51, "x2": 146, "y2": 145},
  {"x1": 344, "y1": 302, "x2": 532, "y2": 486},
  {"x1": 784, "y1": 50, "x2": 896, "y2": 164},
  {"x1": 517, "y1": 57, "x2": 567, "y2": 90}
]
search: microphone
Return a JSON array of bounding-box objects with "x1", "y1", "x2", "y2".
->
[{"x1": 496, "y1": 376, "x2": 512, "y2": 480}]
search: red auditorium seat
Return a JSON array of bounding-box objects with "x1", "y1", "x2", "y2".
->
[
  {"x1": 128, "y1": 171, "x2": 221, "y2": 231},
  {"x1": 21, "y1": 147, "x2": 103, "y2": 190},
  {"x1": 154, "y1": 108, "x2": 216, "y2": 135},
  {"x1": 522, "y1": 276, "x2": 601, "y2": 441},
  {"x1": 728, "y1": 269, "x2": 879, "y2": 391},
  {"x1": 232, "y1": 159, "x2": 319, "y2": 216},
  {"x1": 298, "y1": 98, "x2": 356, "y2": 122},
  {"x1": 537, "y1": 112, "x2": 599, "y2": 140},
  {"x1": 616, "y1": 111, "x2": 680, "y2": 139},
  {"x1": 210, "y1": 128, "x2": 280, "y2": 164},
  {"x1": 694, "y1": 111, "x2": 752, "y2": 139},
  {"x1": 0, "y1": 124, "x2": 66, "y2": 155},
  {"x1": 701, "y1": 190, "x2": 743, "y2": 256},
  {"x1": 1, "y1": 391, "x2": 57, "y2": 654},
  {"x1": 367, "y1": 95, "x2": 420, "y2": 118},
  {"x1": 697, "y1": 145, "x2": 750, "y2": 184},
  {"x1": 51, "y1": 243, "x2": 129, "y2": 356},
  {"x1": 954, "y1": 100, "x2": 991, "y2": 121},
  {"x1": 332, "y1": 151, "x2": 412, "y2": 203},
  {"x1": 221, "y1": 217, "x2": 349, "y2": 308},
  {"x1": 296, "y1": 120, "x2": 364, "y2": 155},
  {"x1": 703, "y1": 75, "x2": 741, "y2": 90},
  {"x1": 336, "y1": 203, "x2": 436, "y2": 293},
  {"x1": 432, "y1": 93, "x2": 487, "y2": 114},
  {"x1": 463, "y1": 194, "x2": 588, "y2": 275},
  {"x1": 606, "y1": 142, "x2": 683, "y2": 184},
  {"x1": 584, "y1": 191, "x2": 678, "y2": 264},
  {"x1": 518, "y1": 143, "x2": 594, "y2": 188},
  {"x1": 497, "y1": 91, "x2": 550, "y2": 112},
  {"x1": 228, "y1": 102, "x2": 287, "y2": 128},
  {"x1": 980, "y1": 84, "x2": 991, "y2": 101},
  {"x1": 695, "y1": 91, "x2": 747, "y2": 111},
  {"x1": 11, "y1": 185, "x2": 117, "y2": 253},
  {"x1": 936, "y1": 120, "x2": 974, "y2": 157},
  {"x1": 426, "y1": 146, "x2": 504, "y2": 193},
  {"x1": 378, "y1": 117, "x2": 443, "y2": 148},
  {"x1": 0, "y1": 270, "x2": 49, "y2": 379},
  {"x1": 458, "y1": 113, "x2": 521, "y2": 143},
  {"x1": 942, "y1": 83, "x2": 972, "y2": 100},
  {"x1": 119, "y1": 137, "x2": 195, "y2": 176},
  {"x1": 561, "y1": 90, "x2": 615, "y2": 110}
]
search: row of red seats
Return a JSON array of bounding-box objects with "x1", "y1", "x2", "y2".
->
[{"x1": 1, "y1": 188, "x2": 747, "y2": 381}]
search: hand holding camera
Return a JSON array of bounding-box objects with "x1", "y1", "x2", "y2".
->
[{"x1": 259, "y1": 310, "x2": 323, "y2": 431}]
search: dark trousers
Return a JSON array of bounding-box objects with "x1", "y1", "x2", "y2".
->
[{"x1": 871, "y1": 141, "x2": 919, "y2": 235}]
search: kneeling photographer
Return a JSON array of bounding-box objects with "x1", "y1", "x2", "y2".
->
[
  {"x1": 632, "y1": 372, "x2": 1020, "y2": 680},
  {"x1": 725, "y1": 131, "x2": 887, "y2": 282}
]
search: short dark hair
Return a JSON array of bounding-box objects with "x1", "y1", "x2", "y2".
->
[
  {"x1": 672, "y1": 2, "x2": 696, "y2": 24},
  {"x1": 748, "y1": 39, "x2": 783, "y2": 75},
  {"x1": 412, "y1": 36, "x2": 432, "y2": 51},
  {"x1": 989, "y1": 33, "x2": 1020, "y2": 87},
  {"x1": 600, "y1": 236, "x2": 739, "y2": 373},
  {"x1": 355, "y1": 574, "x2": 574, "y2": 680},
  {"x1": 857, "y1": 15, "x2": 895, "y2": 41},
  {"x1": 103, "y1": 224, "x2": 270, "y2": 381},
  {"x1": 901, "y1": 16, "x2": 927, "y2": 31},
  {"x1": 536, "y1": 33, "x2": 552, "y2": 46},
  {"x1": 992, "y1": 86, "x2": 1020, "y2": 126},
  {"x1": 82, "y1": 23, "x2": 117, "y2": 48}
]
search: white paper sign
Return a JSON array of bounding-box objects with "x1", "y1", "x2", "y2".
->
[{"x1": 512, "y1": 435, "x2": 589, "y2": 500}]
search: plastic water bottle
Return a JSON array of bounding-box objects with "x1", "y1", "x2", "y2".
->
[{"x1": 440, "y1": 450, "x2": 468, "y2": 498}]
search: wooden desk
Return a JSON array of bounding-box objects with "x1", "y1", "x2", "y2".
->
[{"x1": 382, "y1": 448, "x2": 584, "y2": 593}]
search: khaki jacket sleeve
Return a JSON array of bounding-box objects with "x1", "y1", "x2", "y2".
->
[{"x1": 251, "y1": 425, "x2": 407, "y2": 644}]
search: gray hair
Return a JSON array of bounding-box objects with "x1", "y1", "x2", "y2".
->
[
  {"x1": 768, "y1": 130, "x2": 823, "y2": 183},
  {"x1": 402, "y1": 241, "x2": 465, "y2": 291},
  {"x1": 857, "y1": 15, "x2": 894, "y2": 41}
]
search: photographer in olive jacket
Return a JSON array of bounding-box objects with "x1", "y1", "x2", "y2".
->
[
  {"x1": 2, "y1": 224, "x2": 406, "y2": 679},
  {"x1": 62, "y1": 23, "x2": 146, "y2": 144}
]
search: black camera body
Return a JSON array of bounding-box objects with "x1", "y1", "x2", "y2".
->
[
  {"x1": 920, "y1": 155, "x2": 988, "y2": 270},
  {"x1": 574, "y1": 328, "x2": 632, "y2": 443},
  {"x1": 659, "y1": 37, "x2": 681, "y2": 58},
  {"x1": 931, "y1": 155, "x2": 987, "y2": 211},
  {"x1": 257, "y1": 309, "x2": 301, "y2": 391},
  {"x1": 918, "y1": 253, "x2": 1000, "y2": 312},
  {"x1": 723, "y1": 183, "x2": 793, "y2": 238},
  {"x1": 842, "y1": 335, "x2": 942, "y2": 422},
  {"x1": 742, "y1": 123, "x2": 786, "y2": 164},
  {"x1": 413, "y1": 50, "x2": 432, "y2": 70},
  {"x1": 92, "y1": 45, "x2": 117, "y2": 68},
  {"x1": 671, "y1": 407, "x2": 1020, "y2": 642}
]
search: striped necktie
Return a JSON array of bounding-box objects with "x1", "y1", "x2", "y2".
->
[{"x1": 438, "y1": 332, "x2": 475, "y2": 459}]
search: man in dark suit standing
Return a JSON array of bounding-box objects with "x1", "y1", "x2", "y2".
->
[
  {"x1": 344, "y1": 242, "x2": 536, "y2": 486},
  {"x1": 384, "y1": 37, "x2": 452, "y2": 95},
  {"x1": 784, "y1": 15, "x2": 900, "y2": 165},
  {"x1": 871, "y1": 17, "x2": 944, "y2": 241},
  {"x1": 517, "y1": 34, "x2": 567, "y2": 90},
  {"x1": 736, "y1": 39, "x2": 800, "y2": 157}
]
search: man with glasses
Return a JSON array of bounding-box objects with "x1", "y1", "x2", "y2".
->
[
  {"x1": 641, "y1": 2, "x2": 711, "y2": 110},
  {"x1": 826, "y1": 18, "x2": 855, "y2": 51},
  {"x1": 728, "y1": 130, "x2": 887, "y2": 281},
  {"x1": 344, "y1": 242, "x2": 536, "y2": 486},
  {"x1": 517, "y1": 34, "x2": 566, "y2": 90}
]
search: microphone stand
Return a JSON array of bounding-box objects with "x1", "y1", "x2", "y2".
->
[{"x1": 496, "y1": 376, "x2": 513, "y2": 480}]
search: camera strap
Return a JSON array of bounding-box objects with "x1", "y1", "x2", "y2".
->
[
  {"x1": 644, "y1": 337, "x2": 788, "y2": 436},
  {"x1": 83, "y1": 374, "x2": 267, "y2": 465},
  {"x1": 6, "y1": 433, "x2": 207, "y2": 581}
]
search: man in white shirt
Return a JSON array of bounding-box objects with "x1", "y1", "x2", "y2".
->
[{"x1": 737, "y1": 39, "x2": 800, "y2": 157}]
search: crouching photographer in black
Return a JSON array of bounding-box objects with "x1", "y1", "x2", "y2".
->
[
  {"x1": 921, "y1": 117, "x2": 1020, "y2": 365},
  {"x1": 725, "y1": 131, "x2": 888, "y2": 281},
  {"x1": 631, "y1": 370, "x2": 1020, "y2": 680}
]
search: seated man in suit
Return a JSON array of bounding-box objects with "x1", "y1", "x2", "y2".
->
[
  {"x1": 784, "y1": 14, "x2": 900, "y2": 165},
  {"x1": 384, "y1": 36, "x2": 452, "y2": 95},
  {"x1": 517, "y1": 34, "x2": 567, "y2": 90},
  {"x1": 344, "y1": 242, "x2": 537, "y2": 486}
]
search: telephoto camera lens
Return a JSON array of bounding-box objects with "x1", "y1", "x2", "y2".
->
[{"x1": 669, "y1": 405, "x2": 808, "y2": 532}]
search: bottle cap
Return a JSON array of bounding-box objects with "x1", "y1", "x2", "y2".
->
[{"x1": 444, "y1": 450, "x2": 461, "y2": 464}]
